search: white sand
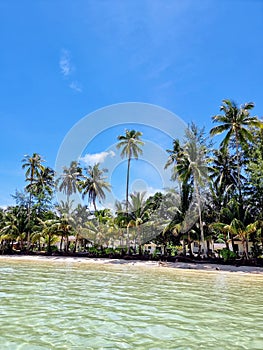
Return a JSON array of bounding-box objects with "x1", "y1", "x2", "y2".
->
[{"x1": 0, "y1": 255, "x2": 263, "y2": 274}]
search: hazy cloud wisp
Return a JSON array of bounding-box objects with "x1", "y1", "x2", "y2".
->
[
  {"x1": 59, "y1": 49, "x2": 73, "y2": 76},
  {"x1": 80, "y1": 150, "x2": 115, "y2": 166}
]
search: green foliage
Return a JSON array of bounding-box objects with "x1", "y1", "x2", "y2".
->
[
  {"x1": 86, "y1": 247, "x2": 102, "y2": 256},
  {"x1": 1, "y1": 103, "x2": 263, "y2": 261},
  {"x1": 167, "y1": 244, "x2": 181, "y2": 256},
  {"x1": 251, "y1": 243, "x2": 262, "y2": 258},
  {"x1": 220, "y1": 248, "x2": 237, "y2": 262},
  {"x1": 49, "y1": 245, "x2": 58, "y2": 253}
]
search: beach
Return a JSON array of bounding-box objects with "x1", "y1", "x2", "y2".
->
[{"x1": 1, "y1": 255, "x2": 263, "y2": 274}]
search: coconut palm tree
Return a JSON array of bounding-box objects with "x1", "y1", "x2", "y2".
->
[
  {"x1": 210, "y1": 149, "x2": 238, "y2": 193},
  {"x1": 210, "y1": 99, "x2": 262, "y2": 201},
  {"x1": 71, "y1": 204, "x2": 90, "y2": 253},
  {"x1": 182, "y1": 127, "x2": 211, "y2": 256},
  {"x1": 57, "y1": 161, "x2": 82, "y2": 204},
  {"x1": 79, "y1": 163, "x2": 111, "y2": 211},
  {"x1": 55, "y1": 200, "x2": 74, "y2": 252},
  {"x1": 225, "y1": 219, "x2": 258, "y2": 260},
  {"x1": 0, "y1": 208, "x2": 25, "y2": 252},
  {"x1": 128, "y1": 191, "x2": 150, "y2": 254},
  {"x1": 116, "y1": 129, "x2": 144, "y2": 215},
  {"x1": 166, "y1": 125, "x2": 210, "y2": 256},
  {"x1": 165, "y1": 138, "x2": 193, "y2": 215},
  {"x1": 22, "y1": 153, "x2": 45, "y2": 250},
  {"x1": 29, "y1": 166, "x2": 56, "y2": 215},
  {"x1": 36, "y1": 218, "x2": 60, "y2": 254}
]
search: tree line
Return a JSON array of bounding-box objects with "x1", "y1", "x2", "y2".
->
[{"x1": 0, "y1": 99, "x2": 263, "y2": 262}]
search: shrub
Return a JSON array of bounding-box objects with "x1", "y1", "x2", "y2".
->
[{"x1": 220, "y1": 248, "x2": 236, "y2": 262}]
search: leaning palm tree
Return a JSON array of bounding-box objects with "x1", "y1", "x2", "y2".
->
[
  {"x1": 116, "y1": 129, "x2": 144, "y2": 215},
  {"x1": 210, "y1": 99, "x2": 262, "y2": 200},
  {"x1": 79, "y1": 163, "x2": 111, "y2": 212},
  {"x1": 57, "y1": 161, "x2": 82, "y2": 204}
]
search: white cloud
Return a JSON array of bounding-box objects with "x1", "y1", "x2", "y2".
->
[
  {"x1": 59, "y1": 49, "x2": 73, "y2": 76},
  {"x1": 79, "y1": 151, "x2": 115, "y2": 166},
  {"x1": 69, "y1": 81, "x2": 82, "y2": 93}
]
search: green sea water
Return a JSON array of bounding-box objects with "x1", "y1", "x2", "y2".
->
[{"x1": 0, "y1": 259, "x2": 263, "y2": 349}]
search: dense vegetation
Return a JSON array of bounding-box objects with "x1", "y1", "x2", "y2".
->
[{"x1": 1, "y1": 100, "x2": 263, "y2": 264}]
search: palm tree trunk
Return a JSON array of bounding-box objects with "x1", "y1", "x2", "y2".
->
[
  {"x1": 126, "y1": 156, "x2": 131, "y2": 215},
  {"x1": 73, "y1": 233, "x2": 79, "y2": 253},
  {"x1": 182, "y1": 239, "x2": 186, "y2": 256},
  {"x1": 26, "y1": 191, "x2": 33, "y2": 252},
  {"x1": 224, "y1": 232, "x2": 230, "y2": 250},
  {"x1": 235, "y1": 135, "x2": 243, "y2": 216},
  {"x1": 93, "y1": 198, "x2": 97, "y2": 212},
  {"x1": 47, "y1": 234, "x2": 52, "y2": 255},
  {"x1": 187, "y1": 233, "x2": 193, "y2": 257},
  {"x1": 243, "y1": 239, "x2": 249, "y2": 260},
  {"x1": 126, "y1": 225, "x2": 130, "y2": 255},
  {"x1": 231, "y1": 233, "x2": 236, "y2": 254},
  {"x1": 60, "y1": 234, "x2": 64, "y2": 251},
  {"x1": 195, "y1": 182, "x2": 206, "y2": 256}
]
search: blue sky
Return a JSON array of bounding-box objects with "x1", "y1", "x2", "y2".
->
[{"x1": 0, "y1": 0, "x2": 262, "y2": 207}]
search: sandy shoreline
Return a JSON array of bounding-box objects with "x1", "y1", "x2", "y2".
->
[{"x1": 0, "y1": 255, "x2": 263, "y2": 274}]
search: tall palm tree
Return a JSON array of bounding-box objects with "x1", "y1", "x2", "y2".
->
[
  {"x1": 22, "y1": 153, "x2": 45, "y2": 250},
  {"x1": 57, "y1": 161, "x2": 82, "y2": 204},
  {"x1": 210, "y1": 99, "x2": 262, "y2": 200},
  {"x1": 165, "y1": 125, "x2": 210, "y2": 256},
  {"x1": 183, "y1": 133, "x2": 210, "y2": 256},
  {"x1": 165, "y1": 138, "x2": 192, "y2": 215},
  {"x1": 33, "y1": 166, "x2": 55, "y2": 212},
  {"x1": 79, "y1": 163, "x2": 111, "y2": 212},
  {"x1": 209, "y1": 148, "x2": 239, "y2": 218},
  {"x1": 116, "y1": 129, "x2": 144, "y2": 215},
  {"x1": 210, "y1": 148, "x2": 238, "y2": 192}
]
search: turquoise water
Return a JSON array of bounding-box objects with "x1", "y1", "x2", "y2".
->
[{"x1": 0, "y1": 259, "x2": 263, "y2": 349}]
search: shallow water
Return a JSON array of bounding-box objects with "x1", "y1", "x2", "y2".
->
[{"x1": 0, "y1": 259, "x2": 263, "y2": 349}]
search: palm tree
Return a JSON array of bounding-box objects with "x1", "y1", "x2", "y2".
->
[
  {"x1": 55, "y1": 200, "x2": 74, "y2": 252},
  {"x1": 166, "y1": 126, "x2": 210, "y2": 256},
  {"x1": 0, "y1": 207, "x2": 26, "y2": 252},
  {"x1": 182, "y1": 126, "x2": 211, "y2": 256},
  {"x1": 71, "y1": 204, "x2": 90, "y2": 253},
  {"x1": 22, "y1": 153, "x2": 45, "y2": 250},
  {"x1": 226, "y1": 219, "x2": 257, "y2": 260},
  {"x1": 79, "y1": 163, "x2": 111, "y2": 211},
  {"x1": 57, "y1": 161, "x2": 82, "y2": 204},
  {"x1": 36, "y1": 218, "x2": 59, "y2": 254},
  {"x1": 116, "y1": 129, "x2": 144, "y2": 215},
  {"x1": 128, "y1": 191, "x2": 150, "y2": 254},
  {"x1": 165, "y1": 138, "x2": 192, "y2": 215},
  {"x1": 210, "y1": 149, "x2": 238, "y2": 193},
  {"x1": 210, "y1": 99, "x2": 262, "y2": 200},
  {"x1": 33, "y1": 166, "x2": 55, "y2": 213}
]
